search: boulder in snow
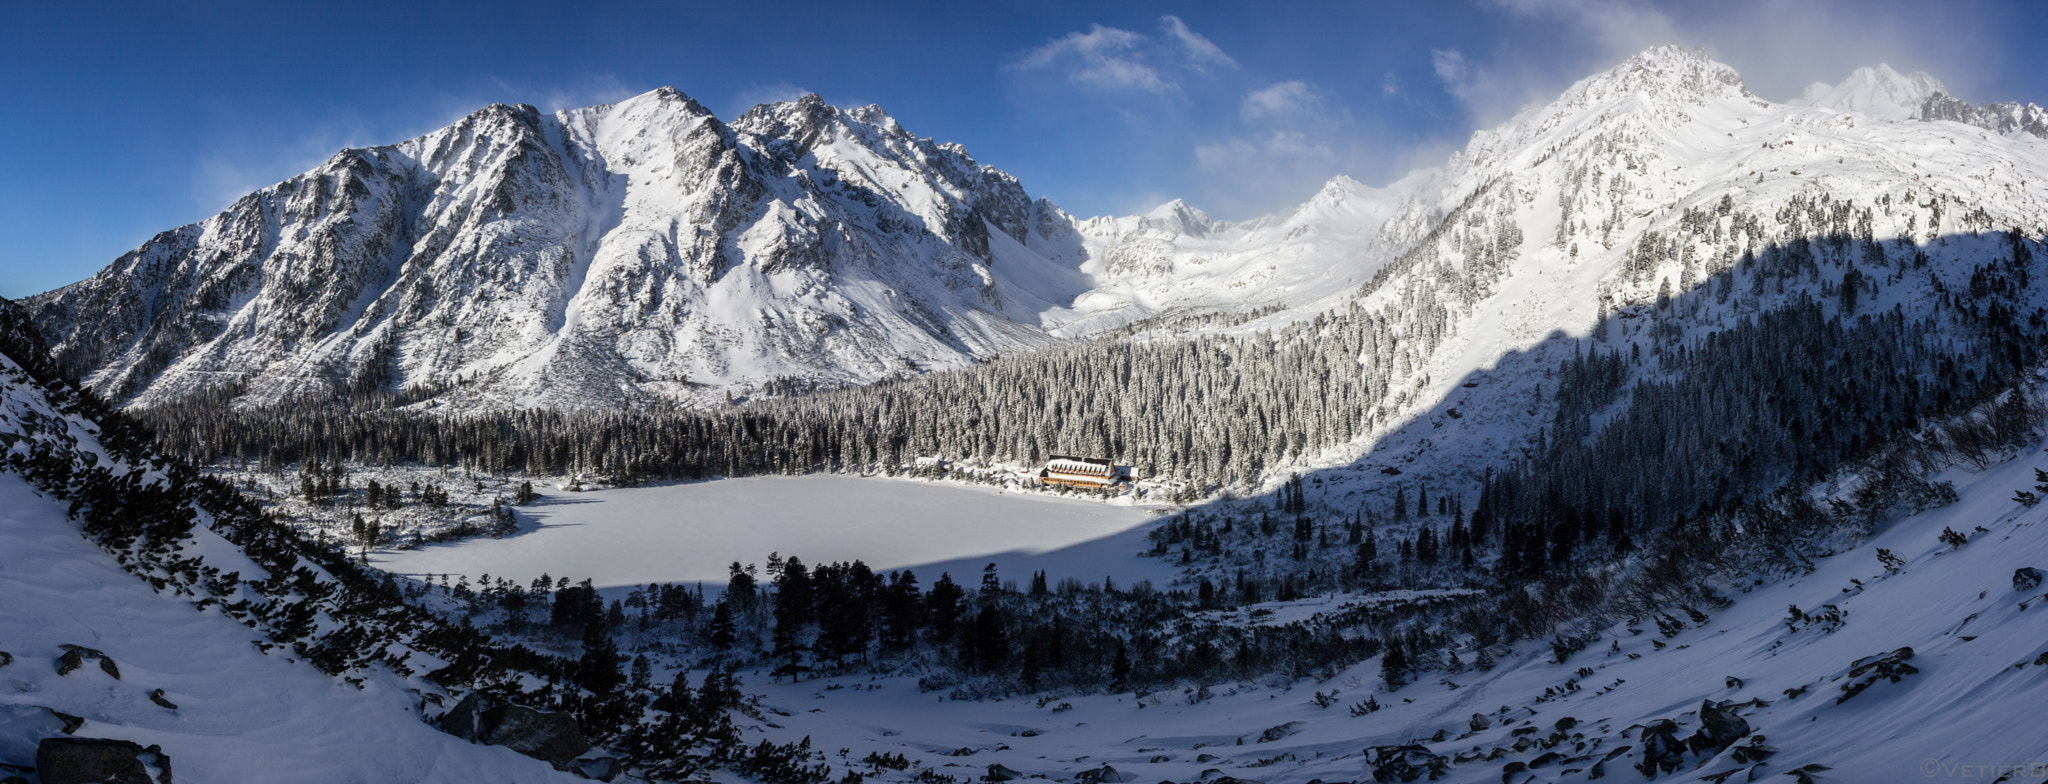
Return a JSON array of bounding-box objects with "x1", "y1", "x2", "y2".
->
[
  {"x1": 437, "y1": 692, "x2": 591, "y2": 767},
  {"x1": 1838, "y1": 647, "x2": 1918, "y2": 704},
  {"x1": 34, "y1": 737, "x2": 170, "y2": 784},
  {"x1": 1634, "y1": 719, "x2": 1686, "y2": 778},
  {"x1": 983, "y1": 762, "x2": 1022, "y2": 781},
  {"x1": 53, "y1": 646, "x2": 117, "y2": 680},
  {"x1": 1364, "y1": 744, "x2": 1447, "y2": 782},
  {"x1": 1257, "y1": 721, "x2": 1302, "y2": 743},
  {"x1": 2015, "y1": 567, "x2": 2045, "y2": 593},
  {"x1": 1687, "y1": 700, "x2": 1751, "y2": 753},
  {"x1": 1074, "y1": 763, "x2": 1128, "y2": 783}
]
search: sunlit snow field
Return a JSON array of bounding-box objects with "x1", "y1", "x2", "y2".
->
[{"x1": 373, "y1": 475, "x2": 1175, "y2": 590}]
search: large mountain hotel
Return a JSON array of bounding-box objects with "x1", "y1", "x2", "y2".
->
[{"x1": 1037, "y1": 455, "x2": 1131, "y2": 489}]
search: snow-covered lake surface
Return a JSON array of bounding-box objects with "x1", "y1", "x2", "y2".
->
[{"x1": 373, "y1": 475, "x2": 1176, "y2": 591}]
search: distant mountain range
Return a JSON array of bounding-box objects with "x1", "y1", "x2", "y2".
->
[{"x1": 25, "y1": 46, "x2": 2048, "y2": 414}]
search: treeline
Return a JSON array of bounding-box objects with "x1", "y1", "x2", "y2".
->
[{"x1": 442, "y1": 555, "x2": 1455, "y2": 704}]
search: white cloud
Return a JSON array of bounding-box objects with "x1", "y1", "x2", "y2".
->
[
  {"x1": 1160, "y1": 15, "x2": 1236, "y2": 70},
  {"x1": 1431, "y1": 48, "x2": 1472, "y2": 99},
  {"x1": 1014, "y1": 23, "x2": 1166, "y2": 92},
  {"x1": 1011, "y1": 16, "x2": 1239, "y2": 94},
  {"x1": 1240, "y1": 81, "x2": 1324, "y2": 122},
  {"x1": 1381, "y1": 72, "x2": 1401, "y2": 95}
]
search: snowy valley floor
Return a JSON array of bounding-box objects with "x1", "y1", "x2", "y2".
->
[{"x1": 706, "y1": 453, "x2": 2048, "y2": 784}]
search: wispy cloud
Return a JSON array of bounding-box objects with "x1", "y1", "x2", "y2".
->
[
  {"x1": 1011, "y1": 15, "x2": 1240, "y2": 93},
  {"x1": 1430, "y1": 49, "x2": 1472, "y2": 100},
  {"x1": 1160, "y1": 15, "x2": 1236, "y2": 70},
  {"x1": 1240, "y1": 81, "x2": 1325, "y2": 122}
]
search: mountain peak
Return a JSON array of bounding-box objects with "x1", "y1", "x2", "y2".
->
[
  {"x1": 1795, "y1": 64, "x2": 1948, "y2": 121},
  {"x1": 1569, "y1": 44, "x2": 1752, "y2": 105},
  {"x1": 1142, "y1": 198, "x2": 1214, "y2": 235}
]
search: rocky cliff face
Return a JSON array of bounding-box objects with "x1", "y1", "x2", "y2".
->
[{"x1": 28, "y1": 89, "x2": 1087, "y2": 410}]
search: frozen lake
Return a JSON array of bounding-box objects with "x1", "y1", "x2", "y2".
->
[{"x1": 372, "y1": 475, "x2": 1177, "y2": 591}]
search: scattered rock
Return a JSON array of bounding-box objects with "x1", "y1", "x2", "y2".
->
[
  {"x1": 2016, "y1": 567, "x2": 2045, "y2": 593},
  {"x1": 1786, "y1": 763, "x2": 1832, "y2": 784},
  {"x1": 1729, "y1": 736, "x2": 1776, "y2": 763},
  {"x1": 569, "y1": 756, "x2": 621, "y2": 781},
  {"x1": 437, "y1": 692, "x2": 590, "y2": 767},
  {"x1": 1530, "y1": 751, "x2": 1566, "y2": 768},
  {"x1": 35, "y1": 737, "x2": 169, "y2": 784},
  {"x1": 1195, "y1": 753, "x2": 1218, "y2": 763},
  {"x1": 1467, "y1": 713, "x2": 1492, "y2": 732},
  {"x1": 1687, "y1": 700, "x2": 1751, "y2": 753},
  {"x1": 0, "y1": 651, "x2": 13, "y2": 669},
  {"x1": 983, "y1": 763, "x2": 1022, "y2": 781},
  {"x1": 1075, "y1": 763, "x2": 1128, "y2": 783},
  {"x1": 1838, "y1": 648, "x2": 1918, "y2": 704},
  {"x1": 148, "y1": 690, "x2": 178, "y2": 711},
  {"x1": 50, "y1": 711, "x2": 85, "y2": 735},
  {"x1": 1364, "y1": 744, "x2": 1447, "y2": 782},
  {"x1": 1634, "y1": 720, "x2": 1686, "y2": 778},
  {"x1": 1553, "y1": 716, "x2": 1578, "y2": 732},
  {"x1": 478, "y1": 704, "x2": 589, "y2": 766},
  {"x1": 1257, "y1": 721, "x2": 1303, "y2": 743},
  {"x1": 54, "y1": 649, "x2": 84, "y2": 677},
  {"x1": 53, "y1": 646, "x2": 117, "y2": 680}
]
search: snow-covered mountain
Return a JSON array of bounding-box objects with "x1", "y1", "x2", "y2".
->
[
  {"x1": 27, "y1": 46, "x2": 2048, "y2": 427},
  {"x1": 1794, "y1": 63, "x2": 2048, "y2": 137},
  {"x1": 27, "y1": 90, "x2": 1092, "y2": 410},
  {"x1": 1036, "y1": 44, "x2": 2048, "y2": 500}
]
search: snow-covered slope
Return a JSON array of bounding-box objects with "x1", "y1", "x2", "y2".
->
[
  {"x1": 0, "y1": 310, "x2": 578, "y2": 781},
  {"x1": 0, "y1": 474, "x2": 578, "y2": 783},
  {"x1": 1047, "y1": 174, "x2": 1420, "y2": 334},
  {"x1": 737, "y1": 427, "x2": 2048, "y2": 784},
  {"x1": 1189, "y1": 44, "x2": 2048, "y2": 498},
  {"x1": 28, "y1": 90, "x2": 1085, "y2": 410}
]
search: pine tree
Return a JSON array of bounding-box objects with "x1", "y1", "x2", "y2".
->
[
  {"x1": 577, "y1": 616, "x2": 624, "y2": 695},
  {"x1": 706, "y1": 601, "x2": 737, "y2": 650},
  {"x1": 1381, "y1": 639, "x2": 1409, "y2": 689},
  {"x1": 972, "y1": 606, "x2": 1007, "y2": 672}
]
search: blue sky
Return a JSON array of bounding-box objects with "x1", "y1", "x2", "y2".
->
[{"x1": 4, "y1": 0, "x2": 2044, "y2": 298}]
